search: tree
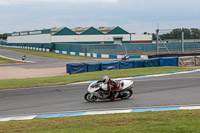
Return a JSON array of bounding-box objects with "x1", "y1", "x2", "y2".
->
[
  {"x1": 191, "y1": 28, "x2": 200, "y2": 39},
  {"x1": 152, "y1": 33, "x2": 156, "y2": 40},
  {"x1": 170, "y1": 28, "x2": 182, "y2": 39},
  {"x1": 182, "y1": 28, "x2": 190, "y2": 39},
  {"x1": 0, "y1": 34, "x2": 7, "y2": 40},
  {"x1": 158, "y1": 28, "x2": 200, "y2": 40},
  {"x1": 2, "y1": 34, "x2": 7, "y2": 40},
  {"x1": 143, "y1": 32, "x2": 147, "y2": 35}
]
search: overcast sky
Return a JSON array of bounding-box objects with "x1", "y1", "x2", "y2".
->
[{"x1": 0, "y1": 0, "x2": 200, "y2": 34}]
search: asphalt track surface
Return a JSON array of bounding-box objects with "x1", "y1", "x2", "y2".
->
[
  {"x1": 1, "y1": 48, "x2": 200, "y2": 118},
  {"x1": 0, "y1": 71, "x2": 200, "y2": 117},
  {"x1": 0, "y1": 49, "x2": 91, "y2": 68}
]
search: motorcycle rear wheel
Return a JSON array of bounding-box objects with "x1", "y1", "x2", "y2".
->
[
  {"x1": 84, "y1": 92, "x2": 98, "y2": 102},
  {"x1": 121, "y1": 89, "x2": 133, "y2": 99}
]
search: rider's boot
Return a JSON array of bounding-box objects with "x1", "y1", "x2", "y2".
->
[
  {"x1": 102, "y1": 90, "x2": 109, "y2": 95},
  {"x1": 110, "y1": 92, "x2": 119, "y2": 101}
]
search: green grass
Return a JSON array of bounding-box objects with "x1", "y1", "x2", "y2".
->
[
  {"x1": 0, "y1": 67, "x2": 196, "y2": 90},
  {"x1": 0, "y1": 110, "x2": 200, "y2": 133},
  {"x1": 0, "y1": 57, "x2": 21, "y2": 64},
  {"x1": 0, "y1": 46, "x2": 107, "y2": 60}
]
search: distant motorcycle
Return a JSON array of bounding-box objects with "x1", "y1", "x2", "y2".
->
[
  {"x1": 121, "y1": 55, "x2": 129, "y2": 60},
  {"x1": 22, "y1": 55, "x2": 26, "y2": 60},
  {"x1": 84, "y1": 80, "x2": 134, "y2": 102}
]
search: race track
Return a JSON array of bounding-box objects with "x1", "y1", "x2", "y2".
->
[
  {"x1": 1, "y1": 71, "x2": 200, "y2": 117},
  {"x1": 0, "y1": 49, "x2": 90, "y2": 68}
]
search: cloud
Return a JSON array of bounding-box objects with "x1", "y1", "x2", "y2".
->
[
  {"x1": 1, "y1": 0, "x2": 200, "y2": 34},
  {"x1": 0, "y1": 0, "x2": 119, "y2": 5}
]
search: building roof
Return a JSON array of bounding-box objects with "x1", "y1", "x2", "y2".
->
[
  {"x1": 97, "y1": 26, "x2": 116, "y2": 34},
  {"x1": 51, "y1": 27, "x2": 65, "y2": 35},
  {"x1": 8, "y1": 26, "x2": 129, "y2": 36},
  {"x1": 53, "y1": 27, "x2": 77, "y2": 35},
  {"x1": 71, "y1": 27, "x2": 91, "y2": 34},
  {"x1": 106, "y1": 26, "x2": 130, "y2": 34},
  {"x1": 81, "y1": 27, "x2": 104, "y2": 35}
]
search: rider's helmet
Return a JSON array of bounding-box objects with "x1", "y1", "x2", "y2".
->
[{"x1": 102, "y1": 75, "x2": 109, "y2": 83}]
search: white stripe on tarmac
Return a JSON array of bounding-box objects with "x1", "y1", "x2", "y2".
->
[
  {"x1": 0, "y1": 115, "x2": 36, "y2": 122},
  {"x1": 83, "y1": 109, "x2": 131, "y2": 115},
  {"x1": 180, "y1": 106, "x2": 200, "y2": 110}
]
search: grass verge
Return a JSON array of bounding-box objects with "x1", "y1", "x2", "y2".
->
[
  {"x1": 0, "y1": 57, "x2": 21, "y2": 64},
  {"x1": 0, "y1": 110, "x2": 200, "y2": 133},
  {"x1": 0, "y1": 67, "x2": 196, "y2": 90},
  {"x1": 0, "y1": 46, "x2": 106, "y2": 60}
]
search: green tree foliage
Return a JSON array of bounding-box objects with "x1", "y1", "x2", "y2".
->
[
  {"x1": 152, "y1": 33, "x2": 156, "y2": 40},
  {"x1": 159, "y1": 28, "x2": 200, "y2": 40},
  {"x1": 0, "y1": 34, "x2": 7, "y2": 40},
  {"x1": 191, "y1": 28, "x2": 200, "y2": 39}
]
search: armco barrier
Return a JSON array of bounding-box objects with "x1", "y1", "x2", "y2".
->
[
  {"x1": 101, "y1": 61, "x2": 120, "y2": 71},
  {"x1": 53, "y1": 50, "x2": 148, "y2": 60},
  {"x1": 0, "y1": 45, "x2": 50, "y2": 52},
  {"x1": 87, "y1": 62, "x2": 101, "y2": 72},
  {"x1": 144, "y1": 58, "x2": 160, "y2": 67},
  {"x1": 0, "y1": 45, "x2": 148, "y2": 60},
  {"x1": 119, "y1": 60, "x2": 134, "y2": 69},
  {"x1": 160, "y1": 57, "x2": 178, "y2": 66}
]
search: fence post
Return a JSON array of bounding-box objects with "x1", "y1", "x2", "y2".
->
[{"x1": 181, "y1": 28, "x2": 184, "y2": 53}]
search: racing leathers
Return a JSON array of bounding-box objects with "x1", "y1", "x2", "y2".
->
[{"x1": 98, "y1": 79, "x2": 122, "y2": 101}]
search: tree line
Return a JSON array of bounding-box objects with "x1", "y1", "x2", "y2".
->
[
  {"x1": 0, "y1": 34, "x2": 7, "y2": 40},
  {"x1": 152, "y1": 28, "x2": 200, "y2": 40}
]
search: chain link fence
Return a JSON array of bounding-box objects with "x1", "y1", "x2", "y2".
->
[{"x1": 54, "y1": 42, "x2": 200, "y2": 55}]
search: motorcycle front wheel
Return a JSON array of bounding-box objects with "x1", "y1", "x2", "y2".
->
[
  {"x1": 121, "y1": 89, "x2": 133, "y2": 99},
  {"x1": 84, "y1": 92, "x2": 98, "y2": 102}
]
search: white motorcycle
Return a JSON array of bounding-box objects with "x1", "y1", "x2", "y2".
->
[{"x1": 84, "y1": 80, "x2": 134, "y2": 102}]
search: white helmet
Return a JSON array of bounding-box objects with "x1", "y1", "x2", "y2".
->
[{"x1": 102, "y1": 75, "x2": 109, "y2": 83}]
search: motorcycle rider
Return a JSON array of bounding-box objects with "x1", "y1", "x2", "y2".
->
[
  {"x1": 22, "y1": 55, "x2": 26, "y2": 60},
  {"x1": 98, "y1": 75, "x2": 122, "y2": 101}
]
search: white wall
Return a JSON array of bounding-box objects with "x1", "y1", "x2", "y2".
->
[
  {"x1": 7, "y1": 33, "x2": 152, "y2": 44},
  {"x1": 51, "y1": 34, "x2": 131, "y2": 43},
  {"x1": 51, "y1": 35, "x2": 78, "y2": 42},
  {"x1": 105, "y1": 34, "x2": 130, "y2": 42},
  {"x1": 7, "y1": 34, "x2": 51, "y2": 43},
  {"x1": 131, "y1": 34, "x2": 152, "y2": 41},
  {"x1": 78, "y1": 35, "x2": 105, "y2": 42}
]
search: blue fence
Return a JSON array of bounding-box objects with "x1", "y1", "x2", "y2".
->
[{"x1": 66, "y1": 57, "x2": 178, "y2": 74}]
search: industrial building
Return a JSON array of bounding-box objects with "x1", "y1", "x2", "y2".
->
[{"x1": 7, "y1": 26, "x2": 152, "y2": 45}]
